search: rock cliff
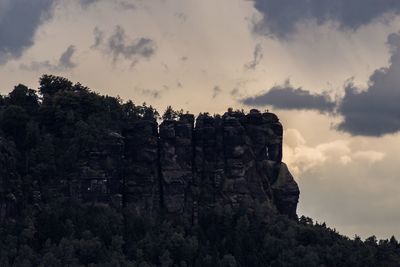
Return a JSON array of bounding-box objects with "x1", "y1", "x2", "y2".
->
[{"x1": 76, "y1": 109, "x2": 299, "y2": 219}]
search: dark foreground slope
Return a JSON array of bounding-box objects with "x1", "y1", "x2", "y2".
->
[{"x1": 0, "y1": 75, "x2": 399, "y2": 266}]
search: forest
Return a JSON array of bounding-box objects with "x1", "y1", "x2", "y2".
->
[{"x1": 0, "y1": 75, "x2": 400, "y2": 266}]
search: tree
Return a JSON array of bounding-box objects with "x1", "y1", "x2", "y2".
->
[
  {"x1": 39, "y1": 252, "x2": 61, "y2": 267},
  {"x1": 160, "y1": 250, "x2": 173, "y2": 267},
  {"x1": 365, "y1": 235, "x2": 378, "y2": 246},
  {"x1": 1, "y1": 105, "x2": 29, "y2": 145},
  {"x1": 39, "y1": 75, "x2": 73, "y2": 97},
  {"x1": 220, "y1": 254, "x2": 237, "y2": 267},
  {"x1": 144, "y1": 105, "x2": 160, "y2": 120},
  {"x1": 8, "y1": 84, "x2": 39, "y2": 113},
  {"x1": 162, "y1": 106, "x2": 181, "y2": 120}
]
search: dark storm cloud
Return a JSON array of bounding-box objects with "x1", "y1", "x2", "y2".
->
[
  {"x1": 244, "y1": 43, "x2": 263, "y2": 70},
  {"x1": 20, "y1": 45, "x2": 77, "y2": 71},
  {"x1": 0, "y1": 0, "x2": 123, "y2": 65},
  {"x1": 336, "y1": 33, "x2": 400, "y2": 136},
  {"x1": 241, "y1": 83, "x2": 335, "y2": 113},
  {"x1": 107, "y1": 25, "x2": 156, "y2": 63},
  {"x1": 242, "y1": 32, "x2": 400, "y2": 136},
  {"x1": 251, "y1": 0, "x2": 400, "y2": 38},
  {"x1": 239, "y1": 28, "x2": 400, "y2": 137},
  {"x1": 0, "y1": 0, "x2": 54, "y2": 64}
]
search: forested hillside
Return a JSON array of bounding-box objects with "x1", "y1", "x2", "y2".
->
[{"x1": 0, "y1": 75, "x2": 399, "y2": 266}]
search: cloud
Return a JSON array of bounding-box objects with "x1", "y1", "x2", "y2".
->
[
  {"x1": 117, "y1": 1, "x2": 135, "y2": 10},
  {"x1": 59, "y1": 45, "x2": 76, "y2": 69},
  {"x1": 337, "y1": 32, "x2": 400, "y2": 136},
  {"x1": 162, "y1": 63, "x2": 169, "y2": 72},
  {"x1": 77, "y1": 0, "x2": 137, "y2": 12},
  {"x1": 244, "y1": 43, "x2": 263, "y2": 70},
  {"x1": 20, "y1": 45, "x2": 77, "y2": 71},
  {"x1": 0, "y1": 0, "x2": 54, "y2": 64},
  {"x1": 212, "y1": 85, "x2": 222, "y2": 99},
  {"x1": 135, "y1": 85, "x2": 170, "y2": 99},
  {"x1": 353, "y1": 151, "x2": 386, "y2": 163},
  {"x1": 139, "y1": 88, "x2": 161, "y2": 99},
  {"x1": 241, "y1": 32, "x2": 400, "y2": 136},
  {"x1": 230, "y1": 88, "x2": 240, "y2": 97},
  {"x1": 79, "y1": 0, "x2": 135, "y2": 9},
  {"x1": 241, "y1": 81, "x2": 336, "y2": 113},
  {"x1": 283, "y1": 128, "x2": 385, "y2": 176},
  {"x1": 251, "y1": 0, "x2": 400, "y2": 38},
  {"x1": 297, "y1": 147, "x2": 397, "y2": 240},
  {"x1": 20, "y1": 61, "x2": 53, "y2": 72},
  {"x1": 79, "y1": 0, "x2": 100, "y2": 6},
  {"x1": 92, "y1": 27, "x2": 104, "y2": 48},
  {"x1": 107, "y1": 25, "x2": 157, "y2": 64},
  {"x1": 284, "y1": 138, "x2": 350, "y2": 176},
  {"x1": 0, "y1": 0, "x2": 131, "y2": 65},
  {"x1": 175, "y1": 12, "x2": 187, "y2": 23}
]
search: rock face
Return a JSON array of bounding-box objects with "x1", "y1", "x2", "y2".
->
[
  {"x1": 159, "y1": 114, "x2": 194, "y2": 215},
  {"x1": 193, "y1": 113, "x2": 224, "y2": 212},
  {"x1": 78, "y1": 132, "x2": 124, "y2": 203},
  {"x1": 191, "y1": 110, "x2": 299, "y2": 218},
  {"x1": 123, "y1": 118, "x2": 160, "y2": 215},
  {"x1": 74, "y1": 110, "x2": 300, "y2": 218},
  {"x1": 271, "y1": 162, "x2": 300, "y2": 218}
]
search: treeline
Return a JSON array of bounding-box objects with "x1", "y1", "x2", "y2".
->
[
  {"x1": 1, "y1": 198, "x2": 400, "y2": 266},
  {"x1": 0, "y1": 75, "x2": 400, "y2": 266}
]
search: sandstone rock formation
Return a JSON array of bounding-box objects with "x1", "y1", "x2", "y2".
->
[{"x1": 74, "y1": 109, "x2": 300, "y2": 219}]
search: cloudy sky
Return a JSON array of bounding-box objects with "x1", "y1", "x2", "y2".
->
[{"x1": 1, "y1": 0, "x2": 400, "y2": 239}]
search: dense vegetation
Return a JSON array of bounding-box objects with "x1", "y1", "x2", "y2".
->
[{"x1": 1, "y1": 75, "x2": 400, "y2": 266}]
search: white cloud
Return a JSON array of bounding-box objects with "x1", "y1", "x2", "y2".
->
[
  {"x1": 353, "y1": 150, "x2": 386, "y2": 163},
  {"x1": 283, "y1": 128, "x2": 385, "y2": 176}
]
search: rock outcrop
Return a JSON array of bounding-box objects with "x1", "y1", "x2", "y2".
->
[
  {"x1": 22, "y1": 110, "x2": 299, "y2": 219},
  {"x1": 190, "y1": 110, "x2": 299, "y2": 218}
]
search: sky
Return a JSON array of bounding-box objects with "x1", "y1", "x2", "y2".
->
[{"x1": 1, "y1": 0, "x2": 400, "y2": 239}]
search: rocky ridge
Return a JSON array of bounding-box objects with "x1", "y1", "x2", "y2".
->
[{"x1": 77, "y1": 109, "x2": 300, "y2": 219}]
